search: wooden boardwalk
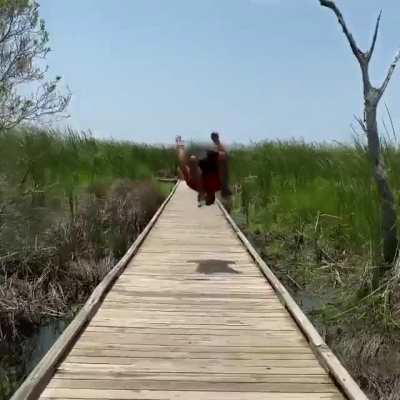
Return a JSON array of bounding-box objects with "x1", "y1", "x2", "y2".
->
[{"x1": 15, "y1": 183, "x2": 367, "y2": 400}]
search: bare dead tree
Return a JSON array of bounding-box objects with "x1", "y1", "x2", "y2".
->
[
  {"x1": 320, "y1": 0, "x2": 400, "y2": 269},
  {"x1": 0, "y1": 0, "x2": 70, "y2": 130}
]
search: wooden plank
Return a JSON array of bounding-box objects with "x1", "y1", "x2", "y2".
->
[
  {"x1": 10, "y1": 182, "x2": 179, "y2": 400},
  {"x1": 70, "y1": 343, "x2": 314, "y2": 354},
  {"x1": 112, "y1": 281, "x2": 272, "y2": 288},
  {"x1": 105, "y1": 290, "x2": 277, "y2": 299},
  {"x1": 83, "y1": 327, "x2": 297, "y2": 336},
  {"x1": 102, "y1": 295, "x2": 283, "y2": 305},
  {"x1": 93, "y1": 310, "x2": 289, "y2": 317},
  {"x1": 86, "y1": 320, "x2": 296, "y2": 329},
  {"x1": 40, "y1": 388, "x2": 344, "y2": 399},
  {"x1": 76, "y1": 332, "x2": 307, "y2": 347},
  {"x1": 100, "y1": 303, "x2": 281, "y2": 309},
  {"x1": 87, "y1": 318, "x2": 297, "y2": 325},
  {"x1": 57, "y1": 362, "x2": 326, "y2": 375},
  {"x1": 111, "y1": 287, "x2": 276, "y2": 294},
  {"x1": 92, "y1": 311, "x2": 292, "y2": 320},
  {"x1": 94, "y1": 307, "x2": 286, "y2": 314},
  {"x1": 68, "y1": 348, "x2": 316, "y2": 359},
  {"x1": 50, "y1": 374, "x2": 331, "y2": 383},
  {"x1": 63, "y1": 356, "x2": 322, "y2": 368},
  {"x1": 113, "y1": 276, "x2": 264, "y2": 282},
  {"x1": 46, "y1": 379, "x2": 339, "y2": 393},
  {"x1": 100, "y1": 303, "x2": 286, "y2": 311}
]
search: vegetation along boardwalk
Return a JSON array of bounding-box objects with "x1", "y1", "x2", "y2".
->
[{"x1": 13, "y1": 183, "x2": 368, "y2": 400}]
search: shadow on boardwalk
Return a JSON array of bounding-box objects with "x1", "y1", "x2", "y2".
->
[{"x1": 188, "y1": 259, "x2": 241, "y2": 274}]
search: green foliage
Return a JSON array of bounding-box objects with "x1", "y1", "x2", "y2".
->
[
  {"x1": 230, "y1": 139, "x2": 392, "y2": 260},
  {"x1": 0, "y1": 126, "x2": 176, "y2": 223},
  {"x1": 0, "y1": 0, "x2": 70, "y2": 129}
]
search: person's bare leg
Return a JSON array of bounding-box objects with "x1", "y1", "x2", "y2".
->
[
  {"x1": 188, "y1": 155, "x2": 205, "y2": 205},
  {"x1": 176, "y1": 136, "x2": 205, "y2": 204},
  {"x1": 176, "y1": 135, "x2": 188, "y2": 174},
  {"x1": 211, "y1": 132, "x2": 232, "y2": 197}
]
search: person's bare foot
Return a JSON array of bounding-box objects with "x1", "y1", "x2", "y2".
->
[
  {"x1": 211, "y1": 132, "x2": 220, "y2": 145},
  {"x1": 197, "y1": 192, "x2": 205, "y2": 207}
]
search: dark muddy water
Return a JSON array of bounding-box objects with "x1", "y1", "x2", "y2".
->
[
  {"x1": 21, "y1": 318, "x2": 70, "y2": 374},
  {"x1": 1, "y1": 316, "x2": 72, "y2": 400}
]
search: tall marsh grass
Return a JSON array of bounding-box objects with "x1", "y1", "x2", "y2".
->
[
  {"x1": 0, "y1": 127, "x2": 176, "y2": 218},
  {"x1": 229, "y1": 139, "x2": 400, "y2": 258}
]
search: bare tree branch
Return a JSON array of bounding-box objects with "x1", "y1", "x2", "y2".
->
[
  {"x1": 320, "y1": 0, "x2": 400, "y2": 266},
  {"x1": 379, "y1": 49, "x2": 400, "y2": 96},
  {"x1": 319, "y1": 0, "x2": 364, "y2": 62},
  {"x1": 0, "y1": 0, "x2": 69, "y2": 130},
  {"x1": 354, "y1": 114, "x2": 367, "y2": 133},
  {"x1": 367, "y1": 10, "x2": 382, "y2": 61},
  {"x1": 384, "y1": 102, "x2": 396, "y2": 139},
  {"x1": 350, "y1": 123, "x2": 359, "y2": 137},
  {"x1": 0, "y1": 13, "x2": 14, "y2": 44}
]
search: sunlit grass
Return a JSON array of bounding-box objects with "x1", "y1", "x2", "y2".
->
[
  {"x1": 0, "y1": 126, "x2": 176, "y2": 220},
  {"x1": 230, "y1": 139, "x2": 389, "y2": 257}
]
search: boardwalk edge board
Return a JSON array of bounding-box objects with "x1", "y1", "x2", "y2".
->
[
  {"x1": 156, "y1": 177, "x2": 178, "y2": 183},
  {"x1": 11, "y1": 182, "x2": 179, "y2": 400},
  {"x1": 216, "y1": 199, "x2": 369, "y2": 400}
]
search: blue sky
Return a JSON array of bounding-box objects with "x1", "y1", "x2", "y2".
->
[{"x1": 39, "y1": 0, "x2": 400, "y2": 144}]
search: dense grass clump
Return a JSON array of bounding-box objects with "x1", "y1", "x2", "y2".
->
[
  {"x1": 0, "y1": 127, "x2": 175, "y2": 219},
  {"x1": 230, "y1": 140, "x2": 396, "y2": 258}
]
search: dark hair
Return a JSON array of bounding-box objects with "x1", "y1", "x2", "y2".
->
[{"x1": 198, "y1": 150, "x2": 218, "y2": 176}]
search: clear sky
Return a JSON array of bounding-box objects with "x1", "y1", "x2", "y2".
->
[{"x1": 39, "y1": 0, "x2": 400, "y2": 144}]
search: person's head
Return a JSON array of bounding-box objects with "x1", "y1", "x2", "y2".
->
[
  {"x1": 198, "y1": 150, "x2": 219, "y2": 175},
  {"x1": 205, "y1": 191, "x2": 216, "y2": 205}
]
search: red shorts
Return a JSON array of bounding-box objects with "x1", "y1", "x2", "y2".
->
[{"x1": 182, "y1": 167, "x2": 221, "y2": 193}]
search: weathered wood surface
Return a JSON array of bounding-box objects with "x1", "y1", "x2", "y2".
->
[{"x1": 22, "y1": 182, "x2": 366, "y2": 399}]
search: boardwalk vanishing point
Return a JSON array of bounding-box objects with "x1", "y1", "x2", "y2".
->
[{"x1": 12, "y1": 182, "x2": 368, "y2": 400}]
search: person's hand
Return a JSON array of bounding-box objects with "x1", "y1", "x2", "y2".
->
[{"x1": 211, "y1": 132, "x2": 220, "y2": 145}]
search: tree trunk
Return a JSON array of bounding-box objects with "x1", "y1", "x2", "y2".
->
[
  {"x1": 365, "y1": 102, "x2": 398, "y2": 264},
  {"x1": 320, "y1": 0, "x2": 400, "y2": 277}
]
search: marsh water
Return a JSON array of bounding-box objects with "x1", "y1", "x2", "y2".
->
[
  {"x1": 21, "y1": 318, "x2": 70, "y2": 374},
  {"x1": 1, "y1": 316, "x2": 72, "y2": 400}
]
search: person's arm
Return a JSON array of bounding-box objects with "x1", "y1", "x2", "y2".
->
[
  {"x1": 211, "y1": 132, "x2": 227, "y2": 153},
  {"x1": 211, "y1": 132, "x2": 232, "y2": 197},
  {"x1": 176, "y1": 135, "x2": 188, "y2": 168}
]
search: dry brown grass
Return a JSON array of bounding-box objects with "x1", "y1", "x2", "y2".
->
[
  {"x1": 0, "y1": 179, "x2": 164, "y2": 342},
  {"x1": 0, "y1": 178, "x2": 166, "y2": 400},
  {"x1": 331, "y1": 331, "x2": 400, "y2": 399}
]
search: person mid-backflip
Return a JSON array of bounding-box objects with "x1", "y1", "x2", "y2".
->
[{"x1": 176, "y1": 132, "x2": 232, "y2": 207}]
